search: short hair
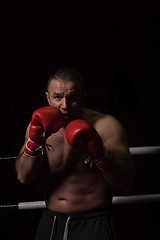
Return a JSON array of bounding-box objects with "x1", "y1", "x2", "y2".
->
[{"x1": 47, "y1": 68, "x2": 86, "y2": 92}]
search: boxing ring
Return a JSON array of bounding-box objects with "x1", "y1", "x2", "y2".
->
[{"x1": 0, "y1": 145, "x2": 160, "y2": 211}]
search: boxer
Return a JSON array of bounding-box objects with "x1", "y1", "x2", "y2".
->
[{"x1": 16, "y1": 68, "x2": 136, "y2": 240}]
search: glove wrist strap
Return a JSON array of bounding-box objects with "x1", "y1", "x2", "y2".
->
[
  {"x1": 95, "y1": 149, "x2": 114, "y2": 169},
  {"x1": 24, "y1": 138, "x2": 54, "y2": 158},
  {"x1": 84, "y1": 148, "x2": 114, "y2": 169},
  {"x1": 24, "y1": 138, "x2": 43, "y2": 158}
]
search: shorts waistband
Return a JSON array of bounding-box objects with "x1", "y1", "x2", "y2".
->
[{"x1": 45, "y1": 205, "x2": 112, "y2": 220}]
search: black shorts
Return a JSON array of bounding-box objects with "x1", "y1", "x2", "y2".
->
[{"x1": 35, "y1": 206, "x2": 116, "y2": 240}]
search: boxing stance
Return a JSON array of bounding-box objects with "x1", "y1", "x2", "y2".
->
[{"x1": 15, "y1": 68, "x2": 136, "y2": 240}]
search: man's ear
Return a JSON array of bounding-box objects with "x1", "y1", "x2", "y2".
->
[{"x1": 45, "y1": 92, "x2": 51, "y2": 105}]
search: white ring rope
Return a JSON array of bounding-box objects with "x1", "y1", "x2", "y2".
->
[
  {"x1": 0, "y1": 194, "x2": 159, "y2": 210},
  {"x1": 129, "y1": 146, "x2": 160, "y2": 155},
  {"x1": 18, "y1": 201, "x2": 46, "y2": 210},
  {"x1": 18, "y1": 194, "x2": 160, "y2": 210},
  {"x1": 0, "y1": 146, "x2": 160, "y2": 162},
  {"x1": 0, "y1": 146, "x2": 159, "y2": 210},
  {"x1": 17, "y1": 194, "x2": 160, "y2": 210},
  {"x1": 112, "y1": 193, "x2": 160, "y2": 205}
]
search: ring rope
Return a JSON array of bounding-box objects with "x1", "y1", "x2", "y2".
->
[
  {"x1": 129, "y1": 146, "x2": 160, "y2": 155},
  {"x1": 0, "y1": 146, "x2": 159, "y2": 210},
  {"x1": 0, "y1": 194, "x2": 160, "y2": 210},
  {"x1": 112, "y1": 193, "x2": 160, "y2": 205},
  {"x1": 0, "y1": 146, "x2": 160, "y2": 162}
]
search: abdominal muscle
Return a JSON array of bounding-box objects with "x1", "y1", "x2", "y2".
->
[
  {"x1": 44, "y1": 131, "x2": 113, "y2": 213},
  {"x1": 44, "y1": 164, "x2": 113, "y2": 212}
]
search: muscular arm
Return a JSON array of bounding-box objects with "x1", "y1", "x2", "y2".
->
[
  {"x1": 95, "y1": 116, "x2": 136, "y2": 193},
  {"x1": 15, "y1": 106, "x2": 64, "y2": 184},
  {"x1": 65, "y1": 114, "x2": 136, "y2": 193},
  {"x1": 15, "y1": 124, "x2": 45, "y2": 184}
]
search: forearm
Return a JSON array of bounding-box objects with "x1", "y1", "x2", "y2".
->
[
  {"x1": 15, "y1": 106, "x2": 63, "y2": 184},
  {"x1": 15, "y1": 151, "x2": 44, "y2": 184},
  {"x1": 99, "y1": 156, "x2": 136, "y2": 193}
]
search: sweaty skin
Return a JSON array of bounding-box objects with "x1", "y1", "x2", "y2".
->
[{"x1": 16, "y1": 79, "x2": 136, "y2": 213}]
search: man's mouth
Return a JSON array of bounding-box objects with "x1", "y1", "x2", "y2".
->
[{"x1": 62, "y1": 113, "x2": 69, "y2": 119}]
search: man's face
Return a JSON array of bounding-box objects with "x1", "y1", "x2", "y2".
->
[{"x1": 46, "y1": 79, "x2": 86, "y2": 126}]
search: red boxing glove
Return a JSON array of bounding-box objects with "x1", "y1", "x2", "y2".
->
[
  {"x1": 65, "y1": 119, "x2": 114, "y2": 169},
  {"x1": 24, "y1": 106, "x2": 64, "y2": 157}
]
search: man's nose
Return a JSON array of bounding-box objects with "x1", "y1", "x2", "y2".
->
[{"x1": 61, "y1": 97, "x2": 68, "y2": 109}]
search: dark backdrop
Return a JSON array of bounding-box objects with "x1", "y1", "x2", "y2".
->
[
  {"x1": 0, "y1": 1, "x2": 160, "y2": 239},
  {"x1": 1, "y1": 1, "x2": 160, "y2": 156}
]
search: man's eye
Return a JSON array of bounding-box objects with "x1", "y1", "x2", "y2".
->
[
  {"x1": 54, "y1": 96, "x2": 62, "y2": 100},
  {"x1": 68, "y1": 96, "x2": 76, "y2": 101}
]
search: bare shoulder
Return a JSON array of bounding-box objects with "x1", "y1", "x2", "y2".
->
[
  {"x1": 83, "y1": 108, "x2": 121, "y2": 128},
  {"x1": 83, "y1": 108, "x2": 106, "y2": 125},
  {"x1": 83, "y1": 108, "x2": 127, "y2": 144}
]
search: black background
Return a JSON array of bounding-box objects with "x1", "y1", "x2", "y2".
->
[{"x1": 0, "y1": 1, "x2": 160, "y2": 239}]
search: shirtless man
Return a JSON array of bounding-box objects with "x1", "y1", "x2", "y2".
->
[{"x1": 15, "y1": 68, "x2": 136, "y2": 240}]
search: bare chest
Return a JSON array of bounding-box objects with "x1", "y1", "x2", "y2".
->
[{"x1": 45, "y1": 130, "x2": 89, "y2": 172}]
